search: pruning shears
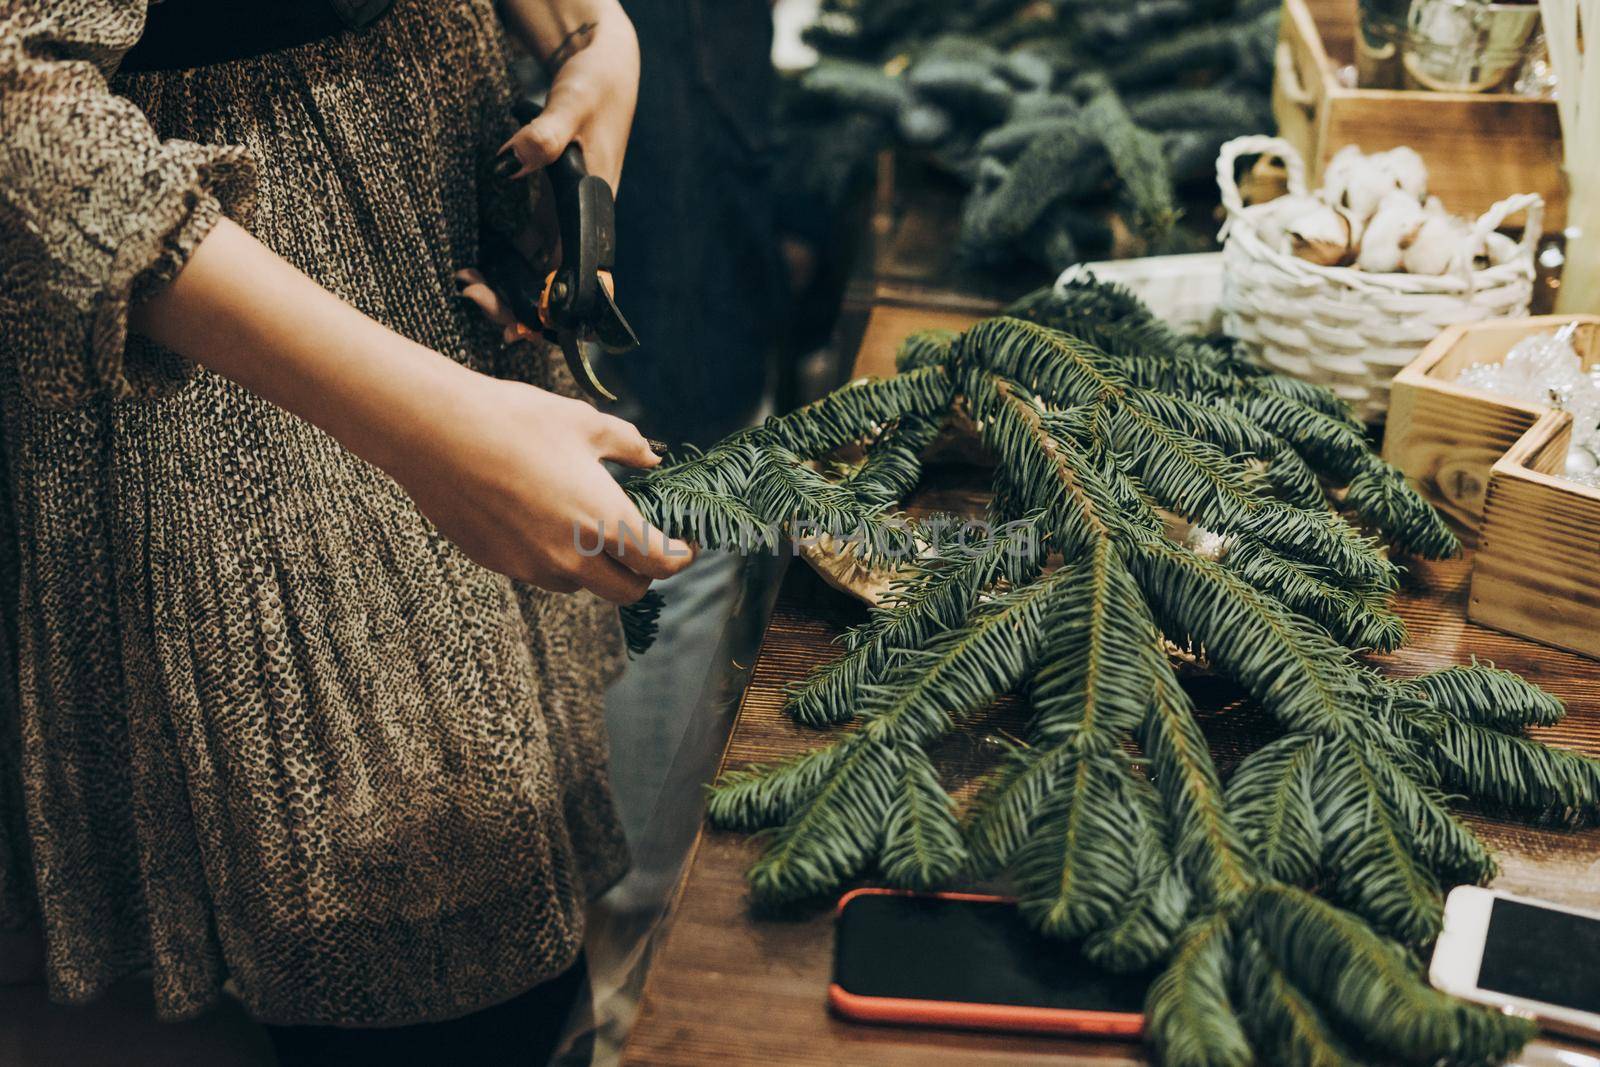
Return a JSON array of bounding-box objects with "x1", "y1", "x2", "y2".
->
[{"x1": 490, "y1": 97, "x2": 638, "y2": 403}]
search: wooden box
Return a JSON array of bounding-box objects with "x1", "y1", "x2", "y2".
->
[
  {"x1": 1381, "y1": 315, "x2": 1600, "y2": 659},
  {"x1": 1472, "y1": 407, "x2": 1600, "y2": 660},
  {"x1": 1383, "y1": 316, "x2": 1600, "y2": 537},
  {"x1": 1276, "y1": 0, "x2": 1566, "y2": 229}
]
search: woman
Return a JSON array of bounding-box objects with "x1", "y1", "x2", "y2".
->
[{"x1": 0, "y1": 0, "x2": 690, "y2": 1059}]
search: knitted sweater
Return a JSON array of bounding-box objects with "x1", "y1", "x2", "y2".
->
[{"x1": 0, "y1": 0, "x2": 630, "y2": 1026}]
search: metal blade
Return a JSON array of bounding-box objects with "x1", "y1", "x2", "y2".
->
[
  {"x1": 559, "y1": 328, "x2": 618, "y2": 404},
  {"x1": 593, "y1": 278, "x2": 641, "y2": 356}
]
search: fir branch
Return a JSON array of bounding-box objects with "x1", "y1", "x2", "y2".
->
[
  {"x1": 881, "y1": 744, "x2": 970, "y2": 889},
  {"x1": 1225, "y1": 733, "x2": 1323, "y2": 885},
  {"x1": 1009, "y1": 746, "x2": 1147, "y2": 938},
  {"x1": 858, "y1": 567, "x2": 1077, "y2": 747},
  {"x1": 673, "y1": 277, "x2": 1591, "y2": 1067},
  {"x1": 745, "y1": 735, "x2": 904, "y2": 905},
  {"x1": 1077, "y1": 74, "x2": 1179, "y2": 237},
  {"x1": 967, "y1": 372, "x2": 1119, "y2": 553},
  {"x1": 1224, "y1": 537, "x2": 1406, "y2": 652},
  {"x1": 748, "y1": 443, "x2": 869, "y2": 535},
  {"x1": 1144, "y1": 914, "x2": 1253, "y2": 1067},
  {"x1": 1313, "y1": 735, "x2": 1446, "y2": 944},
  {"x1": 620, "y1": 589, "x2": 664, "y2": 657},
  {"x1": 745, "y1": 569, "x2": 1076, "y2": 904},
  {"x1": 633, "y1": 478, "x2": 777, "y2": 554},
  {"x1": 1247, "y1": 884, "x2": 1536, "y2": 1065},
  {"x1": 895, "y1": 328, "x2": 960, "y2": 372},
  {"x1": 840, "y1": 413, "x2": 943, "y2": 506},
  {"x1": 1236, "y1": 929, "x2": 1365, "y2": 1067},
  {"x1": 1262, "y1": 441, "x2": 1329, "y2": 511},
  {"x1": 1129, "y1": 530, "x2": 1369, "y2": 737},
  {"x1": 960, "y1": 316, "x2": 1123, "y2": 408},
  {"x1": 760, "y1": 364, "x2": 956, "y2": 457},
  {"x1": 1084, "y1": 858, "x2": 1190, "y2": 973},
  {"x1": 1140, "y1": 657, "x2": 1257, "y2": 905},
  {"x1": 1428, "y1": 717, "x2": 1600, "y2": 821},
  {"x1": 1028, "y1": 535, "x2": 1153, "y2": 743},
  {"x1": 707, "y1": 743, "x2": 846, "y2": 833},
  {"x1": 1400, "y1": 662, "x2": 1566, "y2": 731},
  {"x1": 1344, "y1": 468, "x2": 1460, "y2": 560},
  {"x1": 784, "y1": 520, "x2": 1041, "y2": 726}
]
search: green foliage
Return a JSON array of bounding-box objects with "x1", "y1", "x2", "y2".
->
[
  {"x1": 620, "y1": 588, "x2": 663, "y2": 656},
  {"x1": 779, "y1": 0, "x2": 1278, "y2": 275},
  {"x1": 624, "y1": 277, "x2": 1600, "y2": 1066}
]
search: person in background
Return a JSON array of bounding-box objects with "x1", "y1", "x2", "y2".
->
[
  {"x1": 0, "y1": 1, "x2": 687, "y2": 1063},
  {"x1": 584, "y1": 0, "x2": 785, "y2": 1051}
]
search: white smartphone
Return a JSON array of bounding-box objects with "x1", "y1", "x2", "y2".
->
[{"x1": 1431, "y1": 885, "x2": 1600, "y2": 1042}]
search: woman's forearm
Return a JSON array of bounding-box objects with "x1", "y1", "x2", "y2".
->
[
  {"x1": 129, "y1": 218, "x2": 477, "y2": 476},
  {"x1": 128, "y1": 217, "x2": 691, "y2": 600},
  {"x1": 499, "y1": 0, "x2": 627, "y2": 65}
]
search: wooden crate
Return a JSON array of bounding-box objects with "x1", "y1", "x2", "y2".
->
[
  {"x1": 1383, "y1": 316, "x2": 1600, "y2": 538},
  {"x1": 1275, "y1": 0, "x2": 1566, "y2": 229},
  {"x1": 1380, "y1": 314, "x2": 1600, "y2": 659},
  {"x1": 1471, "y1": 408, "x2": 1600, "y2": 660}
]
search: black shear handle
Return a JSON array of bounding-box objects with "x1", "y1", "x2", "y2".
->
[{"x1": 508, "y1": 97, "x2": 617, "y2": 330}]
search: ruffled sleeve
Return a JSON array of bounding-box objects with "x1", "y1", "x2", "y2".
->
[{"x1": 0, "y1": 0, "x2": 256, "y2": 408}]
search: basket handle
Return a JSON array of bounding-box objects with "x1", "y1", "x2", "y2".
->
[
  {"x1": 1471, "y1": 192, "x2": 1545, "y2": 260},
  {"x1": 1216, "y1": 135, "x2": 1310, "y2": 220},
  {"x1": 1454, "y1": 192, "x2": 1545, "y2": 289}
]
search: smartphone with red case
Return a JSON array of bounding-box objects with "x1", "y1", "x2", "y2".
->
[{"x1": 829, "y1": 888, "x2": 1148, "y2": 1037}]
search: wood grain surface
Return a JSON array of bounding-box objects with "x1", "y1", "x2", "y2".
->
[{"x1": 623, "y1": 542, "x2": 1600, "y2": 1065}]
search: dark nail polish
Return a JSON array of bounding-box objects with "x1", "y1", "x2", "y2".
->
[
  {"x1": 646, "y1": 438, "x2": 670, "y2": 457},
  {"x1": 493, "y1": 155, "x2": 519, "y2": 180}
]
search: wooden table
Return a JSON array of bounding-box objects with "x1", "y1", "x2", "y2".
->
[
  {"x1": 622, "y1": 545, "x2": 1600, "y2": 1066},
  {"x1": 623, "y1": 142, "x2": 1597, "y2": 1067}
]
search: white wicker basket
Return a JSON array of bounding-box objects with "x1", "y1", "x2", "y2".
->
[{"x1": 1215, "y1": 135, "x2": 1542, "y2": 422}]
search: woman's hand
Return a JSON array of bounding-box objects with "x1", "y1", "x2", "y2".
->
[
  {"x1": 385, "y1": 374, "x2": 694, "y2": 602},
  {"x1": 497, "y1": 0, "x2": 639, "y2": 189}
]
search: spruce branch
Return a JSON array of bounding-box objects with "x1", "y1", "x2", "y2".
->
[
  {"x1": 1144, "y1": 914, "x2": 1253, "y2": 1067},
  {"x1": 1225, "y1": 733, "x2": 1323, "y2": 885},
  {"x1": 1401, "y1": 662, "x2": 1566, "y2": 731},
  {"x1": 1246, "y1": 884, "x2": 1536, "y2": 1064}
]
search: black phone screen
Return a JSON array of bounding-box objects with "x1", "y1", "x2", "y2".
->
[
  {"x1": 1476, "y1": 898, "x2": 1600, "y2": 1015},
  {"x1": 832, "y1": 892, "x2": 1151, "y2": 1011}
]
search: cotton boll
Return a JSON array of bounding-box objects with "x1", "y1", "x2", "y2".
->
[
  {"x1": 1320, "y1": 145, "x2": 1403, "y2": 222},
  {"x1": 1424, "y1": 195, "x2": 1448, "y2": 216},
  {"x1": 1343, "y1": 165, "x2": 1401, "y2": 223},
  {"x1": 1401, "y1": 214, "x2": 1472, "y2": 275},
  {"x1": 1341, "y1": 205, "x2": 1368, "y2": 248},
  {"x1": 1356, "y1": 191, "x2": 1427, "y2": 272},
  {"x1": 1184, "y1": 526, "x2": 1233, "y2": 561},
  {"x1": 1288, "y1": 203, "x2": 1359, "y2": 266},
  {"x1": 1250, "y1": 193, "x2": 1322, "y2": 253},
  {"x1": 1377, "y1": 146, "x2": 1428, "y2": 201},
  {"x1": 1320, "y1": 145, "x2": 1366, "y2": 209}
]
